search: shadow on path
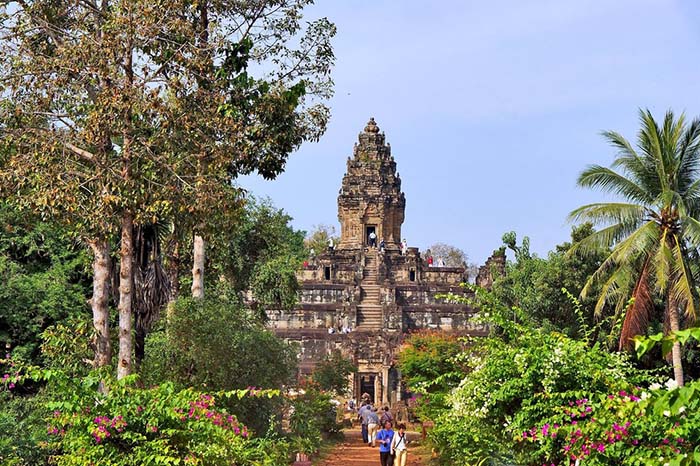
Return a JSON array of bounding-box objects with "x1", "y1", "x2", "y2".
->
[{"x1": 317, "y1": 428, "x2": 427, "y2": 466}]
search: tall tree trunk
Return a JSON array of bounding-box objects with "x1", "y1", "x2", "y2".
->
[
  {"x1": 117, "y1": 213, "x2": 134, "y2": 379},
  {"x1": 89, "y1": 238, "x2": 111, "y2": 368},
  {"x1": 165, "y1": 234, "x2": 180, "y2": 322},
  {"x1": 191, "y1": 233, "x2": 205, "y2": 298},
  {"x1": 667, "y1": 298, "x2": 685, "y2": 386}
]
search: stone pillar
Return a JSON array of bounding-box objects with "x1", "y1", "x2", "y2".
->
[{"x1": 381, "y1": 366, "x2": 390, "y2": 405}]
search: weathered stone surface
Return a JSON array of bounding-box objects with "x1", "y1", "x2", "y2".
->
[{"x1": 263, "y1": 118, "x2": 497, "y2": 405}]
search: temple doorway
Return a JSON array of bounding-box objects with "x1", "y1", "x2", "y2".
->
[
  {"x1": 358, "y1": 373, "x2": 376, "y2": 403},
  {"x1": 366, "y1": 226, "x2": 376, "y2": 247}
]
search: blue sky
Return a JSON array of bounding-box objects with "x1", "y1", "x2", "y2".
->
[{"x1": 241, "y1": 0, "x2": 700, "y2": 265}]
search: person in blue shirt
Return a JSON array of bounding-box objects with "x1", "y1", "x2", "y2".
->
[{"x1": 375, "y1": 420, "x2": 395, "y2": 466}]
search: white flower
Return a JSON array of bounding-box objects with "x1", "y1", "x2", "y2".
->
[
  {"x1": 664, "y1": 378, "x2": 679, "y2": 390},
  {"x1": 650, "y1": 383, "x2": 662, "y2": 391},
  {"x1": 663, "y1": 410, "x2": 671, "y2": 417},
  {"x1": 678, "y1": 406, "x2": 686, "y2": 414},
  {"x1": 640, "y1": 391, "x2": 650, "y2": 400}
]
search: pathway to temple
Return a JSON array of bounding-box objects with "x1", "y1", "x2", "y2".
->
[{"x1": 317, "y1": 428, "x2": 429, "y2": 466}]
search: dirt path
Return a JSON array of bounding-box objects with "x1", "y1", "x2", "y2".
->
[{"x1": 316, "y1": 428, "x2": 429, "y2": 466}]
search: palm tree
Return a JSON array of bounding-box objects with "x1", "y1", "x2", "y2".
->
[{"x1": 570, "y1": 109, "x2": 700, "y2": 386}]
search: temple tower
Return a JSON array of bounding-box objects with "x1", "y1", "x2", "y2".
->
[{"x1": 337, "y1": 118, "x2": 406, "y2": 250}]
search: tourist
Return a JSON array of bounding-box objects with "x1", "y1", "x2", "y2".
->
[
  {"x1": 401, "y1": 238, "x2": 408, "y2": 255},
  {"x1": 328, "y1": 237, "x2": 335, "y2": 253},
  {"x1": 427, "y1": 254, "x2": 433, "y2": 267},
  {"x1": 358, "y1": 402, "x2": 371, "y2": 443},
  {"x1": 379, "y1": 238, "x2": 385, "y2": 253},
  {"x1": 376, "y1": 420, "x2": 395, "y2": 466},
  {"x1": 380, "y1": 406, "x2": 394, "y2": 426},
  {"x1": 367, "y1": 406, "x2": 380, "y2": 447},
  {"x1": 390, "y1": 423, "x2": 409, "y2": 466},
  {"x1": 369, "y1": 230, "x2": 377, "y2": 247},
  {"x1": 437, "y1": 256, "x2": 445, "y2": 267}
]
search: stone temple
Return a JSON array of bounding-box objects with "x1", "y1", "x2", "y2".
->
[{"x1": 265, "y1": 118, "x2": 503, "y2": 404}]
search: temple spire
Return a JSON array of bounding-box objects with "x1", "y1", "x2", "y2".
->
[{"x1": 337, "y1": 118, "x2": 405, "y2": 250}]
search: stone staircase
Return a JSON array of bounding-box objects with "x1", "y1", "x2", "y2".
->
[{"x1": 357, "y1": 250, "x2": 382, "y2": 329}]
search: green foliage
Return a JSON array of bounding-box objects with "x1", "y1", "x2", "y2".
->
[
  {"x1": 1, "y1": 349, "x2": 290, "y2": 466},
  {"x1": 143, "y1": 296, "x2": 298, "y2": 434},
  {"x1": 398, "y1": 332, "x2": 466, "y2": 395},
  {"x1": 634, "y1": 327, "x2": 700, "y2": 359},
  {"x1": 311, "y1": 350, "x2": 357, "y2": 395},
  {"x1": 0, "y1": 203, "x2": 90, "y2": 363},
  {"x1": 525, "y1": 381, "x2": 700, "y2": 465},
  {"x1": 214, "y1": 197, "x2": 306, "y2": 293},
  {"x1": 0, "y1": 391, "x2": 52, "y2": 466},
  {"x1": 424, "y1": 289, "x2": 656, "y2": 466},
  {"x1": 492, "y1": 224, "x2": 609, "y2": 339},
  {"x1": 289, "y1": 386, "x2": 341, "y2": 454},
  {"x1": 250, "y1": 255, "x2": 301, "y2": 310}
]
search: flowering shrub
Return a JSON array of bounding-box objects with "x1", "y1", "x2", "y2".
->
[
  {"x1": 42, "y1": 378, "x2": 288, "y2": 466},
  {"x1": 524, "y1": 379, "x2": 700, "y2": 465},
  {"x1": 423, "y1": 287, "x2": 656, "y2": 466},
  {"x1": 1, "y1": 349, "x2": 289, "y2": 466}
]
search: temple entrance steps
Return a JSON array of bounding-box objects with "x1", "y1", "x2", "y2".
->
[
  {"x1": 363, "y1": 250, "x2": 378, "y2": 282},
  {"x1": 359, "y1": 284, "x2": 380, "y2": 305},
  {"x1": 357, "y1": 304, "x2": 382, "y2": 329}
]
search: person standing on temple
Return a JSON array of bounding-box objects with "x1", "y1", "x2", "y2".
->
[
  {"x1": 369, "y1": 230, "x2": 377, "y2": 247},
  {"x1": 328, "y1": 237, "x2": 335, "y2": 254},
  {"x1": 375, "y1": 420, "x2": 395, "y2": 466},
  {"x1": 379, "y1": 238, "x2": 386, "y2": 253},
  {"x1": 401, "y1": 238, "x2": 408, "y2": 255}
]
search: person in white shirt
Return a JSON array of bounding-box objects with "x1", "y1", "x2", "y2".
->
[{"x1": 390, "y1": 423, "x2": 409, "y2": 466}]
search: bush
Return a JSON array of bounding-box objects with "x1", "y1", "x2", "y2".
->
[
  {"x1": 423, "y1": 287, "x2": 657, "y2": 465},
  {"x1": 311, "y1": 350, "x2": 357, "y2": 396},
  {"x1": 144, "y1": 297, "x2": 298, "y2": 435},
  {"x1": 288, "y1": 385, "x2": 342, "y2": 454},
  {"x1": 524, "y1": 380, "x2": 700, "y2": 465}
]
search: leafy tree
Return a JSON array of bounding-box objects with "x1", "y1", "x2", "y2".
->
[
  {"x1": 428, "y1": 242, "x2": 468, "y2": 268},
  {"x1": 143, "y1": 296, "x2": 298, "y2": 433},
  {"x1": 311, "y1": 350, "x2": 357, "y2": 395},
  {"x1": 0, "y1": 202, "x2": 90, "y2": 364},
  {"x1": 570, "y1": 109, "x2": 700, "y2": 385},
  {"x1": 0, "y1": 0, "x2": 335, "y2": 378},
  {"x1": 492, "y1": 225, "x2": 609, "y2": 339},
  {"x1": 398, "y1": 332, "x2": 466, "y2": 395},
  {"x1": 214, "y1": 197, "x2": 306, "y2": 293},
  {"x1": 304, "y1": 224, "x2": 340, "y2": 256}
]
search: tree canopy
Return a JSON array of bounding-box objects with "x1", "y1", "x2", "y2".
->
[{"x1": 571, "y1": 109, "x2": 700, "y2": 385}]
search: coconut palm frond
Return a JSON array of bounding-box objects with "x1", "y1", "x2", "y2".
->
[
  {"x1": 651, "y1": 229, "x2": 672, "y2": 294},
  {"x1": 670, "y1": 238, "x2": 698, "y2": 323},
  {"x1": 581, "y1": 221, "x2": 657, "y2": 299},
  {"x1": 619, "y1": 262, "x2": 653, "y2": 351},
  {"x1": 568, "y1": 202, "x2": 647, "y2": 228},
  {"x1": 582, "y1": 267, "x2": 630, "y2": 318},
  {"x1": 676, "y1": 118, "x2": 700, "y2": 188},
  {"x1": 682, "y1": 217, "x2": 700, "y2": 250},
  {"x1": 576, "y1": 166, "x2": 653, "y2": 205}
]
